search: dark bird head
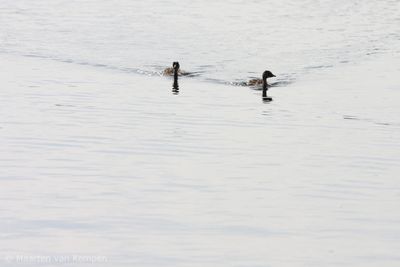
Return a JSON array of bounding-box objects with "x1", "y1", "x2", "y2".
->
[
  {"x1": 262, "y1": 70, "x2": 275, "y2": 80},
  {"x1": 173, "y1": 62, "x2": 180, "y2": 71}
]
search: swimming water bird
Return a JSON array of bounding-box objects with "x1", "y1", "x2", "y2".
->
[
  {"x1": 248, "y1": 70, "x2": 275, "y2": 100},
  {"x1": 248, "y1": 70, "x2": 275, "y2": 87},
  {"x1": 164, "y1": 62, "x2": 180, "y2": 93},
  {"x1": 163, "y1": 62, "x2": 181, "y2": 76}
]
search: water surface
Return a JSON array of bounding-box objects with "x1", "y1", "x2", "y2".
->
[{"x1": 0, "y1": 1, "x2": 400, "y2": 267}]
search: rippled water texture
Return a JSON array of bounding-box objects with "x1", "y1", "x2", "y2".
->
[
  {"x1": 0, "y1": 0, "x2": 400, "y2": 267},
  {"x1": 1, "y1": 0, "x2": 399, "y2": 83}
]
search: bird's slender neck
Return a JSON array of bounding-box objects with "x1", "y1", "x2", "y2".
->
[{"x1": 173, "y1": 69, "x2": 178, "y2": 81}]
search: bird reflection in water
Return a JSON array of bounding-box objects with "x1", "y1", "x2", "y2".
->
[
  {"x1": 172, "y1": 78, "x2": 179, "y2": 94},
  {"x1": 262, "y1": 95, "x2": 273, "y2": 103}
]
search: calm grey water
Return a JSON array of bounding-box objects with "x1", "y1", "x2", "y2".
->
[
  {"x1": 0, "y1": 1, "x2": 400, "y2": 267},
  {"x1": 1, "y1": 0, "x2": 399, "y2": 83}
]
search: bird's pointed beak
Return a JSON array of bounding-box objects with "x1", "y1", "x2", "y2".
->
[{"x1": 272, "y1": 74, "x2": 276, "y2": 77}]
